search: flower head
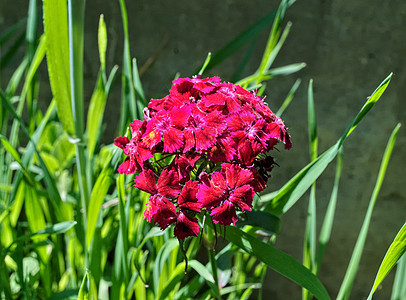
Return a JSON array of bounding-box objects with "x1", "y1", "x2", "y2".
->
[{"x1": 115, "y1": 75, "x2": 291, "y2": 240}]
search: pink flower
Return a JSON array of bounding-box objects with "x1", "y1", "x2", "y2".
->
[
  {"x1": 178, "y1": 180, "x2": 201, "y2": 212},
  {"x1": 134, "y1": 168, "x2": 181, "y2": 198},
  {"x1": 115, "y1": 75, "x2": 292, "y2": 241},
  {"x1": 197, "y1": 164, "x2": 255, "y2": 225},
  {"x1": 142, "y1": 106, "x2": 190, "y2": 152},
  {"x1": 144, "y1": 195, "x2": 177, "y2": 229},
  {"x1": 174, "y1": 211, "x2": 200, "y2": 240},
  {"x1": 183, "y1": 104, "x2": 226, "y2": 152}
]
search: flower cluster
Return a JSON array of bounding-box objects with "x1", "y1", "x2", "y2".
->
[{"x1": 114, "y1": 76, "x2": 291, "y2": 240}]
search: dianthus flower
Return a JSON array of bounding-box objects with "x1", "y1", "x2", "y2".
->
[{"x1": 115, "y1": 75, "x2": 291, "y2": 240}]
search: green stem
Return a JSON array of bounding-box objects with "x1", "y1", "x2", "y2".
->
[
  {"x1": 208, "y1": 249, "x2": 221, "y2": 299},
  {"x1": 67, "y1": 0, "x2": 90, "y2": 269}
]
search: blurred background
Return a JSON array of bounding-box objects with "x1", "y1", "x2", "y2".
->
[{"x1": 1, "y1": 0, "x2": 405, "y2": 298}]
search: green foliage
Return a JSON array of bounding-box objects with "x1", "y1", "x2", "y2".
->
[{"x1": 0, "y1": 0, "x2": 402, "y2": 299}]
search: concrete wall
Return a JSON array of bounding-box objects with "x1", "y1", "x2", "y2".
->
[{"x1": 1, "y1": 0, "x2": 405, "y2": 298}]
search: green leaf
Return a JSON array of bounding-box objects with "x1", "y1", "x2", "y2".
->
[
  {"x1": 86, "y1": 74, "x2": 107, "y2": 158},
  {"x1": 316, "y1": 149, "x2": 343, "y2": 273},
  {"x1": 131, "y1": 58, "x2": 146, "y2": 107},
  {"x1": 98, "y1": 14, "x2": 107, "y2": 71},
  {"x1": 218, "y1": 225, "x2": 330, "y2": 300},
  {"x1": 198, "y1": 53, "x2": 211, "y2": 75},
  {"x1": 195, "y1": 1, "x2": 295, "y2": 74},
  {"x1": 303, "y1": 79, "x2": 318, "y2": 300},
  {"x1": 154, "y1": 238, "x2": 179, "y2": 295},
  {"x1": 33, "y1": 221, "x2": 77, "y2": 236},
  {"x1": 337, "y1": 123, "x2": 401, "y2": 300},
  {"x1": 0, "y1": 30, "x2": 25, "y2": 70},
  {"x1": 0, "y1": 93, "x2": 68, "y2": 221},
  {"x1": 77, "y1": 270, "x2": 88, "y2": 300},
  {"x1": 368, "y1": 223, "x2": 406, "y2": 300},
  {"x1": 391, "y1": 253, "x2": 406, "y2": 300},
  {"x1": 189, "y1": 260, "x2": 221, "y2": 299},
  {"x1": 0, "y1": 18, "x2": 26, "y2": 46},
  {"x1": 267, "y1": 62, "x2": 306, "y2": 77},
  {"x1": 236, "y1": 211, "x2": 281, "y2": 235},
  {"x1": 0, "y1": 135, "x2": 22, "y2": 165},
  {"x1": 86, "y1": 167, "x2": 112, "y2": 249},
  {"x1": 157, "y1": 262, "x2": 185, "y2": 300},
  {"x1": 261, "y1": 73, "x2": 392, "y2": 216},
  {"x1": 276, "y1": 78, "x2": 301, "y2": 117},
  {"x1": 118, "y1": 0, "x2": 137, "y2": 133},
  {"x1": 43, "y1": 0, "x2": 74, "y2": 135}
]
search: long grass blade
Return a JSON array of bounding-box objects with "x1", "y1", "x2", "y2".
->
[
  {"x1": 337, "y1": 123, "x2": 401, "y2": 300},
  {"x1": 368, "y1": 222, "x2": 406, "y2": 299},
  {"x1": 194, "y1": 1, "x2": 296, "y2": 74},
  {"x1": 391, "y1": 253, "x2": 406, "y2": 300},
  {"x1": 316, "y1": 148, "x2": 343, "y2": 272},
  {"x1": 86, "y1": 75, "x2": 107, "y2": 158},
  {"x1": 218, "y1": 224, "x2": 330, "y2": 300},
  {"x1": 118, "y1": 0, "x2": 137, "y2": 133},
  {"x1": 43, "y1": 0, "x2": 74, "y2": 135},
  {"x1": 302, "y1": 79, "x2": 318, "y2": 300},
  {"x1": 261, "y1": 73, "x2": 392, "y2": 216},
  {"x1": 276, "y1": 78, "x2": 301, "y2": 117}
]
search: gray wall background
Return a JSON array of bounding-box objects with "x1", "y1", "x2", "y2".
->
[{"x1": 1, "y1": 0, "x2": 405, "y2": 299}]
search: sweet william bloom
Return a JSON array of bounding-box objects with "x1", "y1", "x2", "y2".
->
[
  {"x1": 183, "y1": 104, "x2": 226, "y2": 152},
  {"x1": 201, "y1": 82, "x2": 242, "y2": 114},
  {"x1": 144, "y1": 195, "x2": 177, "y2": 229},
  {"x1": 174, "y1": 211, "x2": 200, "y2": 240},
  {"x1": 134, "y1": 168, "x2": 181, "y2": 198},
  {"x1": 115, "y1": 75, "x2": 292, "y2": 241},
  {"x1": 178, "y1": 180, "x2": 201, "y2": 212},
  {"x1": 142, "y1": 106, "x2": 190, "y2": 153},
  {"x1": 197, "y1": 164, "x2": 255, "y2": 225}
]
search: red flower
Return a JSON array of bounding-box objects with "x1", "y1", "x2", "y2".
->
[
  {"x1": 115, "y1": 75, "x2": 292, "y2": 241},
  {"x1": 174, "y1": 211, "x2": 200, "y2": 240},
  {"x1": 178, "y1": 180, "x2": 201, "y2": 212},
  {"x1": 197, "y1": 164, "x2": 255, "y2": 225},
  {"x1": 142, "y1": 106, "x2": 190, "y2": 152},
  {"x1": 227, "y1": 112, "x2": 269, "y2": 149},
  {"x1": 183, "y1": 104, "x2": 226, "y2": 152},
  {"x1": 134, "y1": 168, "x2": 181, "y2": 198},
  {"x1": 144, "y1": 195, "x2": 177, "y2": 229}
]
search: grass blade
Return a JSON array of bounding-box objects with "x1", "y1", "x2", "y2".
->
[
  {"x1": 261, "y1": 73, "x2": 392, "y2": 216},
  {"x1": 391, "y1": 253, "x2": 406, "y2": 300},
  {"x1": 337, "y1": 123, "x2": 401, "y2": 300},
  {"x1": 303, "y1": 79, "x2": 318, "y2": 300},
  {"x1": 189, "y1": 260, "x2": 221, "y2": 299},
  {"x1": 315, "y1": 149, "x2": 343, "y2": 272},
  {"x1": 267, "y1": 62, "x2": 306, "y2": 77},
  {"x1": 368, "y1": 222, "x2": 406, "y2": 299},
  {"x1": 86, "y1": 75, "x2": 107, "y2": 158},
  {"x1": 86, "y1": 166, "x2": 112, "y2": 249},
  {"x1": 218, "y1": 224, "x2": 330, "y2": 300},
  {"x1": 118, "y1": 0, "x2": 137, "y2": 133},
  {"x1": 0, "y1": 18, "x2": 26, "y2": 46},
  {"x1": 194, "y1": 2, "x2": 294, "y2": 74},
  {"x1": 198, "y1": 53, "x2": 211, "y2": 75},
  {"x1": 43, "y1": 0, "x2": 74, "y2": 135},
  {"x1": 157, "y1": 262, "x2": 186, "y2": 300},
  {"x1": 276, "y1": 78, "x2": 301, "y2": 117}
]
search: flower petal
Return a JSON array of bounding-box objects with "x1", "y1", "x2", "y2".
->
[
  {"x1": 229, "y1": 185, "x2": 254, "y2": 212},
  {"x1": 178, "y1": 180, "x2": 201, "y2": 212},
  {"x1": 210, "y1": 200, "x2": 237, "y2": 225},
  {"x1": 134, "y1": 169, "x2": 158, "y2": 195},
  {"x1": 157, "y1": 169, "x2": 181, "y2": 198},
  {"x1": 174, "y1": 211, "x2": 200, "y2": 240}
]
